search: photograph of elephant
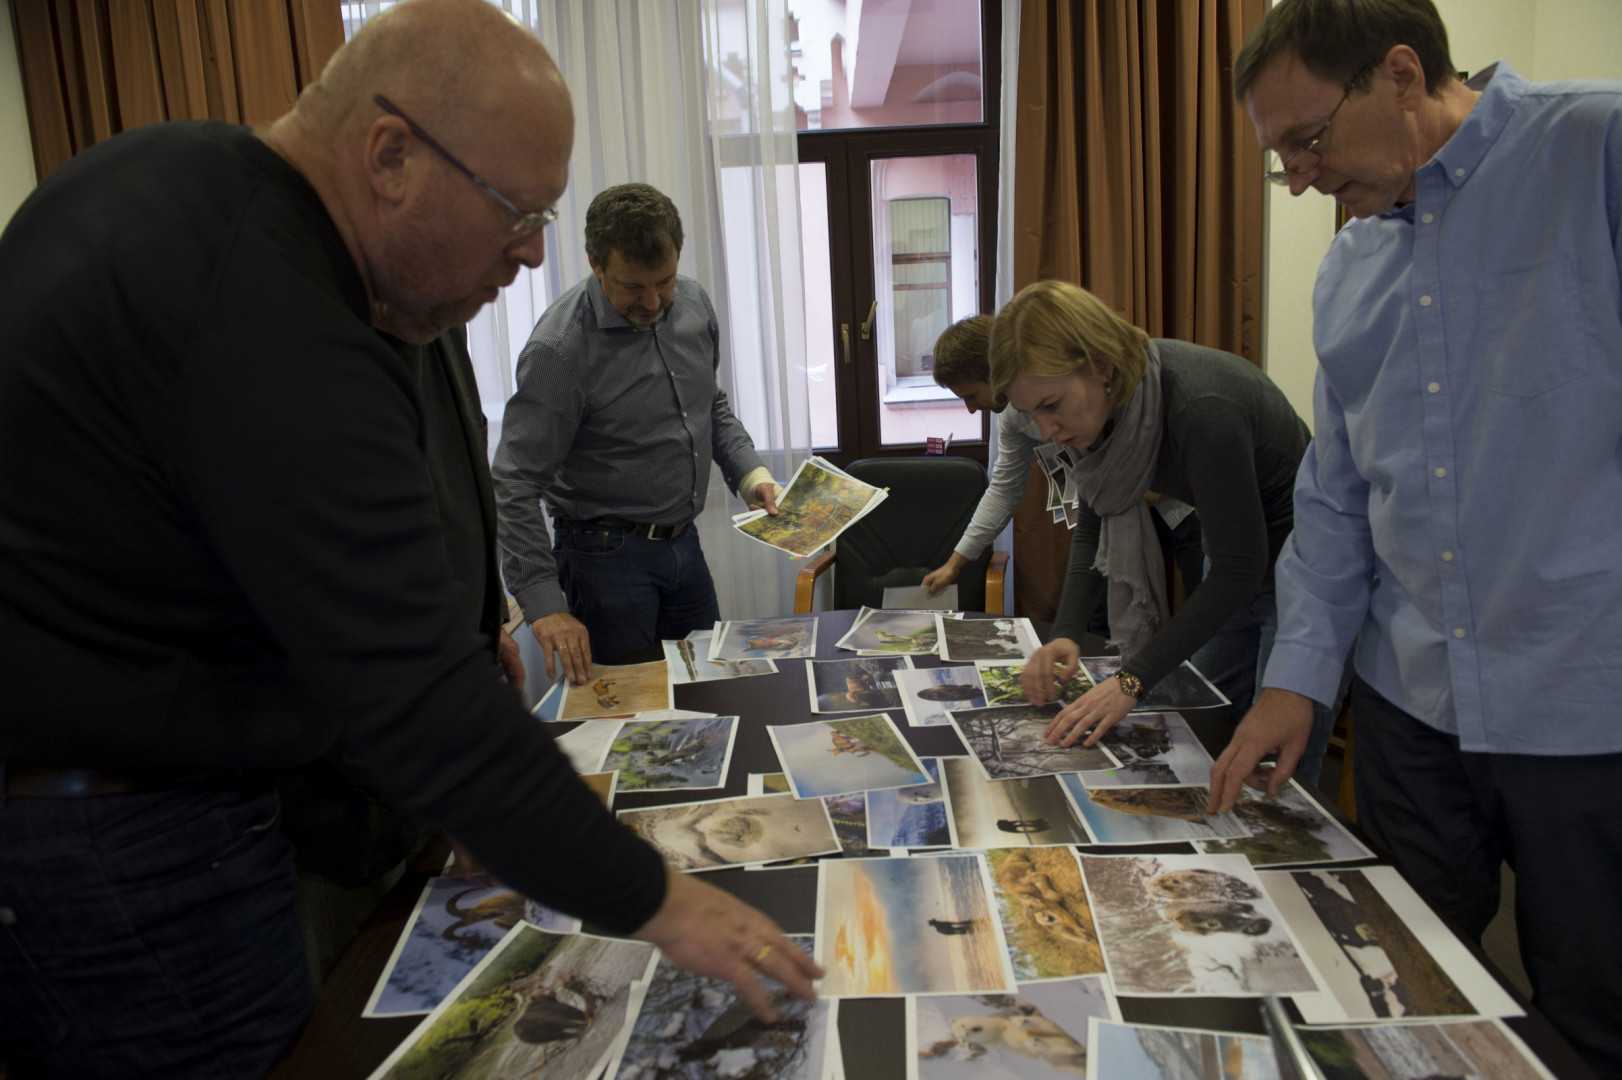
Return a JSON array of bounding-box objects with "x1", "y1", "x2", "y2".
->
[
  {"x1": 816, "y1": 854, "x2": 1015, "y2": 997},
  {"x1": 367, "y1": 926, "x2": 656, "y2": 1080},
  {"x1": 1078, "y1": 854, "x2": 1319, "y2": 997},
  {"x1": 365, "y1": 874, "x2": 578, "y2": 1018},
  {"x1": 908, "y1": 975, "x2": 1117, "y2": 1079},
  {"x1": 985, "y1": 847, "x2": 1104, "y2": 982},
  {"x1": 1084, "y1": 1018, "x2": 1280, "y2": 1080}
]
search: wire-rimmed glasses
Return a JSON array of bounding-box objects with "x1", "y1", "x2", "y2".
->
[
  {"x1": 1263, "y1": 60, "x2": 1380, "y2": 186},
  {"x1": 373, "y1": 94, "x2": 557, "y2": 235}
]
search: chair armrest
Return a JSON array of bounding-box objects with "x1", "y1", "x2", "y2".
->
[
  {"x1": 984, "y1": 551, "x2": 1009, "y2": 615},
  {"x1": 794, "y1": 550, "x2": 838, "y2": 613}
]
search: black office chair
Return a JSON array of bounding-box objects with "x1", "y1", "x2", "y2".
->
[{"x1": 792, "y1": 456, "x2": 1008, "y2": 614}]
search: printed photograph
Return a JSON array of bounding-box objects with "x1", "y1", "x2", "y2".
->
[
  {"x1": 552, "y1": 719, "x2": 624, "y2": 775},
  {"x1": 608, "y1": 935, "x2": 836, "y2": 1080},
  {"x1": 1079, "y1": 713, "x2": 1215, "y2": 789},
  {"x1": 751, "y1": 772, "x2": 885, "y2": 857},
  {"x1": 975, "y1": 659, "x2": 1095, "y2": 707},
  {"x1": 883, "y1": 583, "x2": 958, "y2": 610},
  {"x1": 867, "y1": 758, "x2": 954, "y2": 850},
  {"x1": 937, "y1": 616, "x2": 1042, "y2": 662},
  {"x1": 367, "y1": 927, "x2": 656, "y2": 1080},
  {"x1": 1195, "y1": 781, "x2": 1374, "y2": 866},
  {"x1": 1078, "y1": 853, "x2": 1319, "y2": 996},
  {"x1": 367, "y1": 875, "x2": 543, "y2": 1018},
  {"x1": 768, "y1": 714, "x2": 931, "y2": 799},
  {"x1": 712, "y1": 615, "x2": 818, "y2": 661},
  {"x1": 663, "y1": 631, "x2": 777, "y2": 683},
  {"x1": 1076, "y1": 657, "x2": 1229, "y2": 712},
  {"x1": 837, "y1": 607, "x2": 947, "y2": 654},
  {"x1": 617, "y1": 792, "x2": 841, "y2": 872},
  {"x1": 941, "y1": 756, "x2": 1092, "y2": 849},
  {"x1": 807, "y1": 654, "x2": 915, "y2": 713},
  {"x1": 1085, "y1": 1018, "x2": 1280, "y2": 1080},
  {"x1": 734, "y1": 456, "x2": 885, "y2": 557},
  {"x1": 949, "y1": 705, "x2": 1121, "y2": 781},
  {"x1": 985, "y1": 847, "x2": 1104, "y2": 982},
  {"x1": 1260, "y1": 865, "x2": 1521, "y2": 1025},
  {"x1": 909, "y1": 975, "x2": 1116, "y2": 1079},
  {"x1": 1059, "y1": 780, "x2": 1249, "y2": 845},
  {"x1": 599, "y1": 715, "x2": 738, "y2": 792},
  {"x1": 1297, "y1": 1020, "x2": 1556, "y2": 1080},
  {"x1": 558, "y1": 660, "x2": 672, "y2": 721},
  {"x1": 817, "y1": 854, "x2": 1014, "y2": 997},
  {"x1": 897, "y1": 666, "x2": 989, "y2": 728}
]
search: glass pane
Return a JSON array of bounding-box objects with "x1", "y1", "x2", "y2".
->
[
  {"x1": 871, "y1": 154, "x2": 983, "y2": 448},
  {"x1": 790, "y1": 0, "x2": 983, "y2": 132},
  {"x1": 799, "y1": 162, "x2": 840, "y2": 449}
]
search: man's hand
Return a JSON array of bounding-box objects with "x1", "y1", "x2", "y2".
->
[
  {"x1": 530, "y1": 611, "x2": 593, "y2": 685},
  {"x1": 1208, "y1": 688, "x2": 1315, "y2": 813},
  {"x1": 496, "y1": 627, "x2": 526, "y2": 692},
  {"x1": 749, "y1": 481, "x2": 780, "y2": 515},
  {"x1": 922, "y1": 552, "x2": 969, "y2": 595},
  {"x1": 633, "y1": 868, "x2": 822, "y2": 1021},
  {"x1": 1043, "y1": 675, "x2": 1135, "y2": 748},
  {"x1": 1022, "y1": 638, "x2": 1081, "y2": 706}
]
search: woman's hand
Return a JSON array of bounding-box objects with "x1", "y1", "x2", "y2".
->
[
  {"x1": 1043, "y1": 676, "x2": 1138, "y2": 748},
  {"x1": 1021, "y1": 638, "x2": 1081, "y2": 705}
]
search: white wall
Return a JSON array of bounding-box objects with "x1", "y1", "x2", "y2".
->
[
  {"x1": 0, "y1": 5, "x2": 37, "y2": 227},
  {"x1": 1258, "y1": 0, "x2": 1621, "y2": 431}
]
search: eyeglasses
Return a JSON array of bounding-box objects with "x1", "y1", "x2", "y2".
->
[
  {"x1": 373, "y1": 94, "x2": 558, "y2": 235},
  {"x1": 1263, "y1": 60, "x2": 1379, "y2": 186}
]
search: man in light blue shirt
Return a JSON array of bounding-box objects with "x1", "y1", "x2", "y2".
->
[{"x1": 1213, "y1": 1, "x2": 1622, "y2": 1073}]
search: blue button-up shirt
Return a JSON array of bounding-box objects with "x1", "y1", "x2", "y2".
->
[{"x1": 1264, "y1": 63, "x2": 1622, "y2": 754}]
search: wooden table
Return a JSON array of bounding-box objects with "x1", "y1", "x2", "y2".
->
[{"x1": 268, "y1": 609, "x2": 1598, "y2": 1079}]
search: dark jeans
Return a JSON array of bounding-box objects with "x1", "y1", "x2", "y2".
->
[
  {"x1": 554, "y1": 519, "x2": 721, "y2": 665},
  {"x1": 0, "y1": 776, "x2": 312, "y2": 1079},
  {"x1": 1350, "y1": 675, "x2": 1622, "y2": 1079}
]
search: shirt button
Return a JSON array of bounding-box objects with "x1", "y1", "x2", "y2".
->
[
  {"x1": 1454, "y1": 167, "x2": 1466, "y2": 178},
  {"x1": 1434, "y1": 467, "x2": 1447, "y2": 478},
  {"x1": 1428, "y1": 382, "x2": 1440, "y2": 393},
  {"x1": 1442, "y1": 551, "x2": 1454, "y2": 562},
  {"x1": 1419, "y1": 295, "x2": 1432, "y2": 307},
  {"x1": 1421, "y1": 212, "x2": 1434, "y2": 224},
  {"x1": 1453, "y1": 627, "x2": 1467, "y2": 638},
  {"x1": 682, "y1": 411, "x2": 688, "y2": 418}
]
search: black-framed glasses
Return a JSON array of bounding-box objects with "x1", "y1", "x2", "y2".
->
[
  {"x1": 373, "y1": 94, "x2": 558, "y2": 235},
  {"x1": 1263, "y1": 60, "x2": 1380, "y2": 186}
]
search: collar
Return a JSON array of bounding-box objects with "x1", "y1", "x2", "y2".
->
[
  {"x1": 583, "y1": 271, "x2": 662, "y2": 332},
  {"x1": 1382, "y1": 60, "x2": 1527, "y2": 219}
]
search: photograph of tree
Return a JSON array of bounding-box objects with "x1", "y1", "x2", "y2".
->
[
  {"x1": 948, "y1": 705, "x2": 1121, "y2": 781},
  {"x1": 734, "y1": 456, "x2": 885, "y2": 557},
  {"x1": 975, "y1": 659, "x2": 1094, "y2": 706}
]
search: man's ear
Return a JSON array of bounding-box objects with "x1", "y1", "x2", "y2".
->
[
  {"x1": 1384, "y1": 44, "x2": 1427, "y2": 109},
  {"x1": 363, "y1": 116, "x2": 416, "y2": 204}
]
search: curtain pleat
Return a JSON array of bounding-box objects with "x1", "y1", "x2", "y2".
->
[
  {"x1": 11, "y1": 0, "x2": 344, "y2": 181},
  {"x1": 1009, "y1": 0, "x2": 1266, "y2": 623}
]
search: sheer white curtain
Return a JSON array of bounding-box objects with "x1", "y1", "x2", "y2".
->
[{"x1": 343, "y1": 0, "x2": 812, "y2": 621}]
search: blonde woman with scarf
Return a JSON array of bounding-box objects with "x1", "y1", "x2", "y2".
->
[{"x1": 993, "y1": 280, "x2": 1338, "y2": 783}]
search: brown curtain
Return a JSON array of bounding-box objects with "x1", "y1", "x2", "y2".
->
[
  {"x1": 1009, "y1": 0, "x2": 1267, "y2": 622},
  {"x1": 11, "y1": 0, "x2": 345, "y2": 181}
]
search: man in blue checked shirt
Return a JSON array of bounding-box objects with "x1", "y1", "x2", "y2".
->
[
  {"x1": 1210, "y1": 2, "x2": 1622, "y2": 1074},
  {"x1": 493, "y1": 183, "x2": 780, "y2": 684}
]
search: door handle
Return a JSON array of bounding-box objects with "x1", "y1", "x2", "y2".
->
[
  {"x1": 860, "y1": 300, "x2": 877, "y2": 340},
  {"x1": 841, "y1": 323, "x2": 851, "y2": 365}
]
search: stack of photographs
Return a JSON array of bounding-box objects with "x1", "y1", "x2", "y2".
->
[
  {"x1": 732, "y1": 456, "x2": 888, "y2": 558},
  {"x1": 662, "y1": 629, "x2": 777, "y2": 683},
  {"x1": 835, "y1": 606, "x2": 957, "y2": 655},
  {"x1": 1036, "y1": 441, "x2": 1083, "y2": 529}
]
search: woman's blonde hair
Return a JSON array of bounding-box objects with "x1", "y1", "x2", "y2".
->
[{"x1": 989, "y1": 280, "x2": 1149, "y2": 407}]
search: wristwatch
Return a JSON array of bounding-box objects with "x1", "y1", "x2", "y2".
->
[{"x1": 1116, "y1": 671, "x2": 1145, "y2": 699}]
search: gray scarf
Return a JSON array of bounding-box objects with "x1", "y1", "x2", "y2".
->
[{"x1": 1068, "y1": 342, "x2": 1169, "y2": 660}]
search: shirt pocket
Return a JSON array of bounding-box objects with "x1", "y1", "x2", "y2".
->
[{"x1": 1474, "y1": 255, "x2": 1595, "y2": 398}]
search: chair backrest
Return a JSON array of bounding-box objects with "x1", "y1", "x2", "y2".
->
[{"x1": 831, "y1": 456, "x2": 994, "y2": 611}]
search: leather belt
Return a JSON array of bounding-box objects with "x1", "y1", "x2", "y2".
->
[
  {"x1": 572, "y1": 515, "x2": 691, "y2": 541},
  {"x1": 2, "y1": 764, "x2": 222, "y2": 798}
]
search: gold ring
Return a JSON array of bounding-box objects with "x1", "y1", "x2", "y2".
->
[{"x1": 752, "y1": 943, "x2": 772, "y2": 965}]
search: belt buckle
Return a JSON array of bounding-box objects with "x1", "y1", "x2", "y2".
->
[{"x1": 645, "y1": 523, "x2": 676, "y2": 541}]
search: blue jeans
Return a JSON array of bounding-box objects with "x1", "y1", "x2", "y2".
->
[
  {"x1": 0, "y1": 777, "x2": 312, "y2": 1078},
  {"x1": 554, "y1": 519, "x2": 721, "y2": 664},
  {"x1": 1189, "y1": 569, "x2": 1343, "y2": 786}
]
